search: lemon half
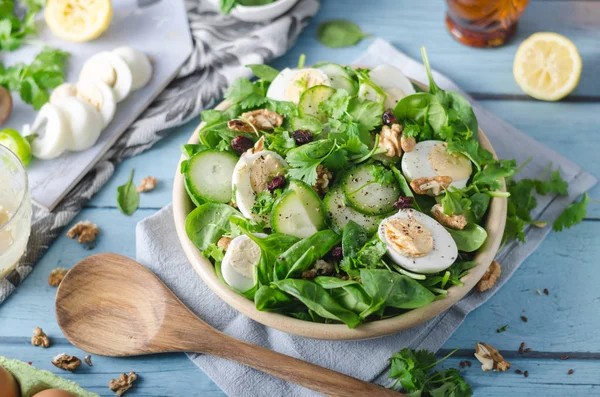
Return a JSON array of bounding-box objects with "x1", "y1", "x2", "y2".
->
[
  {"x1": 45, "y1": 0, "x2": 113, "y2": 43},
  {"x1": 513, "y1": 32, "x2": 582, "y2": 101}
]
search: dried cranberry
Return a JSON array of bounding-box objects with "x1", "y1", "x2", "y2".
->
[
  {"x1": 382, "y1": 109, "x2": 396, "y2": 125},
  {"x1": 231, "y1": 136, "x2": 254, "y2": 154},
  {"x1": 291, "y1": 129, "x2": 313, "y2": 145},
  {"x1": 330, "y1": 245, "x2": 343, "y2": 262},
  {"x1": 393, "y1": 196, "x2": 413, "y2": 210},
  {"x1": 267, "y1": 175, "x2": 286, "y2": 192}
]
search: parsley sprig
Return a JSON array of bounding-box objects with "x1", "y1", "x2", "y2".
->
[
  {"x1": 0, "y1": 0, "x2": 45, "y2": 51},
  {"x1": 389, "y1": 348, "x2": 472, "y2": 397}
]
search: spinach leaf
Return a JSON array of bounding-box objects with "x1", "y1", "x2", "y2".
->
[
  {"x1": 446, "y1": 224, "x2": 488, "y2": 252},
  {"x1": 341, "y1": 220, "x2": 369, "y2": 259},
  {"x1": 185, "y1": 203, "x2": 241, "y2": 251},
  {"x1": 329, "y1": 284, "x2": 372, "y2": 314},
  {"x1": 271, "y1": 279, "x2": 362, "y2": 328},
  {"x1": 469, "y1": 192, "x2": 490, "y2": 223},
  {"x1": 275, "y1": 230, "x2": 341, "y2": 280},
  {"x1": 255, "y1": 285, "x2": 297, "y2": 312},
  {"x1": 316, "y1": 20, "x2": 369, "y2": 48},
  {"x1": 314, "y1": 277, "x2": 360, "y2": 289},
  {"x1": 246, "y1": 64, "x2": 279, "y2": 83},
  {"x1": 116, "y1": 169, "x2": 140, "y2": 215},
  {"x1": 360, "y1": 269, "x2": 435, "y2": 318}
]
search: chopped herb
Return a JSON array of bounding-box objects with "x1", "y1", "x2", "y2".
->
[{"x1": 496, "y1": 324, "x2": 508, "y2": 333}]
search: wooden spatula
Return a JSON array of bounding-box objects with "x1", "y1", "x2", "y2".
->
[{"x1": 55, "y1": 253, "x2": 404, "y2": 397}]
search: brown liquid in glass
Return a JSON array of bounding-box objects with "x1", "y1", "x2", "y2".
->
[{"x1": 446, "y1": 0, "x2": 530, "y2": 48}]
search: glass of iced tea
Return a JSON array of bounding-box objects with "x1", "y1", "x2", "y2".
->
[
  {"x1": 446, "y1": 0, "x2": 530, "y2": 48},
  {"x1": 0, "y1": 144, "x2": 32, "y2": 278}
]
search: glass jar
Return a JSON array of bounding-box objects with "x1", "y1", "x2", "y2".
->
[{"x1": 0, "y1": 145, "x2": 32, "y2": 277}]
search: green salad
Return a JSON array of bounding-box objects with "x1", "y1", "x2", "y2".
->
[{"x1": 181, "y1": 48, "x2": 515, "y2": 328}]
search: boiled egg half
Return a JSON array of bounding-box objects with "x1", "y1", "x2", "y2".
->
[
  {"x1": 359, "y1": 65, "x2": 416, "y2": 109},
  {"x1": 266, "y1": 68, "x2": 330, "y2": 104},
  {"x1": 378, "y1": 209, "x2": 458, "y2": 274},
  {"x1": 402, "y1": 140, "x2": 473, "y2": 192},
  {"x1": 221, "y1": 233, "x2": 266, "y2": 292},
  {"x1": 232, "y1": 150, "x2": 287, "y2": 226}
]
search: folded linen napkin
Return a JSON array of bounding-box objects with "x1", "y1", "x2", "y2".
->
[
  {"x1": 0, "y1": 0, "x2": 320, "y2": 305},
  {"x1": 136, "y1": 39, "x2": 597, "y2": 396}
]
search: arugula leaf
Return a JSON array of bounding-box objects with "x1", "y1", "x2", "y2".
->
[
  {"x1": 553, "y1": 193, "x2": 589, "y2": 232},
  {"x1": 246, "y1": 64, "x2": 279, "y2": 82},
  {"x1": 316, "y1": 20, "x2": 369, "y2": 48},
  {"x1": 116, "y1": 169, "x2": 140, "y2": 216}
]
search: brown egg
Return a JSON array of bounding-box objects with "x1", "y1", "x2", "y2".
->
[
  {"x1": 32, "y1": 390, "x2": 77, "y2": 397},
  {"x1": 0, "y1": 365, "x2": 20, "y2": 397}
]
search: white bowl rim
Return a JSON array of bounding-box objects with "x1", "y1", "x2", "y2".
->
[{"x1": 172, "y1": 77, "x2": 507, "y2": 340}]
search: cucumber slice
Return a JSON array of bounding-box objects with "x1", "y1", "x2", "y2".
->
[
  {"x1": 184, "y1": 150, "x2": 238, "y2": 205},
  {"x1": 298, "y1": 85, "x2": 336, "y2": 121},
  {"x1": 271, "y1": 180, "x2": 325, "y2": 238},
  {"x1": 314, "y1": 63, "x2": 358, "y2": 95},
  {"x1": 342, "y1": 164, "x2": 400, "y2": 215},
  {"x1": 324, "y1": 185, "x2": 384, "y2": 234}
]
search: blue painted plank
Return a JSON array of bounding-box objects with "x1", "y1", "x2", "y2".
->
[{"x1": 271, "y1": 1, "x2": 600, "y2": 98}]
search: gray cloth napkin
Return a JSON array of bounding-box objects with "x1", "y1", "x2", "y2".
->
[
  {"x1": 135, "y1": 39, "x2": 597, "y2": 397},
  {"x1": 0, "y1": 0, "x2": 320, "y2": 305}
]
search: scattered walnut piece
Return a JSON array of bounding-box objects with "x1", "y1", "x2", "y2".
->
[
  {"x1": 246, "y1": 135, "x2": 265, "y2": 154},
  {"x1": 84, "y1": 355, "x2": 93, "y2": 366},
  {"x1": 109, "y1": 372, "x2": 138, "y2": 396},
  {"x1": 410, "y1": 176, "x2": 452, "y2": 196},
  {"x1": 477, "y1": 260, "x2": 501, "y2": 292},
  {"x1": 474, "y1": 342, "x2": 510, "y2": 372},
  {"x1": 301, "y1": 259, "x2": 335, "y2": 279},
  {"x1": 51, "y1": 353, "x2": 82, "y2": 371},
  {"x1": 431, "y1": 204, "x2": 467, "y2": 230},
  {"x1": 241, "y1": 109, "x2": 283, "y2": 130},
  {"x1": 313, "y1": 164, "x2": 332, "y2": 196},
  {"x1": 378, "y1": 123, "x2": 402, "y2": 157},
  {"x1": 217, "y1": 236, "x2": 232, "y2": 251},
  {"x1": 400, "y1": 135, "x2": 416, "y2": 152},
  {"x1": 48, "y1": 267, "x2": 68, "y2": 287},
  {"x1": 66, "y1": 220, "x2": 99, "y2": 244},
  {"x1": 137, "y1": 176, "x2": 157, "y2": 193},
  {"x1": 31, "y1": 327, "x2": 50, "y2": 348},
  {"x1": 227, "y1": 119, "x2": 255, "y2": 133}
]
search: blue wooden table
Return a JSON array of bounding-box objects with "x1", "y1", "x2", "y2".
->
[{"x1": 2, "y1": 1, "x2": 599, "y2": 395}]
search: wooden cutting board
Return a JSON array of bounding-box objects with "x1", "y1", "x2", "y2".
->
[{"x1": 2, "y1": 0, "x2": 193, "y2": 211}]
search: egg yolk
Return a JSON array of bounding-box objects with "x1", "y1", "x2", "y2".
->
[
  {"x1": 284, "y1": 70, "x2": 327, "y2": 104},
  {"x1": 428, "y1": 143, "x2": 472, "y2": 181},
  {"x1": 249, "y1": 154, "x2": 284, "y2": 193},
  {"x1": 383, "y1": 217, "x2": 433, "y2": 258}
]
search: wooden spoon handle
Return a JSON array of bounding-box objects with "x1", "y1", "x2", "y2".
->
[{"x1": 200, "y1": 335, "x2": 404, "y2": 397}]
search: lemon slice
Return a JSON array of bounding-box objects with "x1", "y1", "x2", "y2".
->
[
  {"x1": 45, "y1": 0, "x2": 113, "y2": 43},
  {"x1": 513, "y1": 32, "x2": 582, "y2": 101}
]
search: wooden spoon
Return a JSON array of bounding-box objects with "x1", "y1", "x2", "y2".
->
[{"x1": 56, "y1": 253, "x2": 404, "y2": 397}]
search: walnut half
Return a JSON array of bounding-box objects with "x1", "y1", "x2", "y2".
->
[
  {"x1": 109, "y1": 372, "x2": 138, "y2": 396},
  {"x1": 31, "y1": 327, "x2": 50, "y2": 348},
  {"x1": 477, "y1": 260, "x2": 501, "y2": 292},
  {"x1": 378, "y1": 123, "x2": 402, "y2": 157},
  {"x1": 228, "y1": 109, "x2": 283, "y2": 133},
  {"x1": 475, "y1": 342, "x2": 510, "y2": 372},
  {"x1": 66, "y1": 220, "x2": 99, "y2": 244},
  {"x1": 410, "y1": 176, "x2": 452, "y2": 196},
  {"x1": 431, "y1": 204, "x2": 467, "y2": 230},
  {"x1": 137, "y1": 176, "x2": 157, "y2": 193},
  {"x1": 48, "y1": 267, "x2": 68, "y2": 287},
  {"x1": 51, "y1": 353, "x2": 82, "y2": 371},
  {"x1": 313, "y1": 164, "x2": 332, "y2": 196}
]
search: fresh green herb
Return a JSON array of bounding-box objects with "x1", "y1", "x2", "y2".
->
[
  {"x1": 446, "y1": 224, "x2": 488, "y2": 253},
  {"x1": 0, "y1": 0, "x2": 43, "y2": 52},
  {"x1": 316, "y1": 20, "x2": 370, "y2": 48},
  {"x1": 497, "y1": 324, "x2": 508, "y2": 333},
  {"x1": 285, "y1": 140, "x2": 337, "y2": 185},
  {"x1": 297, "y1": 53, "x2": 306, "y2": 69},
  {"x1": 389, "y1": 348, "x2": 472, "y2": 397},
  {"x1": 0, "y1": 47, "x2": 70, "y2": 110},
  {"x1": 116, "y1": 169, "x2": 140, "y2": 216},
  {"x1": 553, "y1": 193, "x2": 589, "y2": 232},
  {"x1": 219, "y1": 0, "x2": 275, "y2": 14},
  {"x1": 246, "y1": 64, "x2": 279, "y2": 83},
  {"x1": 251, "y1": 189, "x2": 282, "y2": 216},
  {"x1": 371, "y1": 164, "x2": 395, "y2": 185},
  {"x1": 185, "y1": 203, "x2": 242, "y2": 251}
]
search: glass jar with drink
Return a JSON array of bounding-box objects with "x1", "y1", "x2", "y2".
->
[{"x1": 0, "y1": 144, "x2": 32, "y2": 277}]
